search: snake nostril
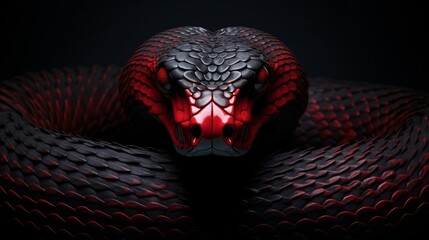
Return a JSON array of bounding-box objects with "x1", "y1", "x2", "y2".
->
[
  {"x1": 223, "y1": 124, "x2": 235, "y2": 139},
  {"x1": 190, "y1": 124, "x2": 202, "y2": 138}
]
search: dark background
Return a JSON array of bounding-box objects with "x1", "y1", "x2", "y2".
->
[{"x1": 1, "y1": 0, "x2": 428, "y2": 92}]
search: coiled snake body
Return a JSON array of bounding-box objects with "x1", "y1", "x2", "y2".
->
[{"x1": 0, "y1": 27, "x2": 428, "y2": 239}]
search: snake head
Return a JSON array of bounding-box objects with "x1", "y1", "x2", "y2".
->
[{"x1": 120, "y1": 27, "x2": 308, "y2": 157}]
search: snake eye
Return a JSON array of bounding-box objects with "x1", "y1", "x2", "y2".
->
[
  {"x1": 156, "y1": 67, "x2": 171, "y2": 92},
  {"x1": 255, "y1": 66, "x2": 269, "y2": 91}
]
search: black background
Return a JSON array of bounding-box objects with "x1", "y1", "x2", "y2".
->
[{"x1": 1, "y1": 0, "x2": 428, "y2": 92}]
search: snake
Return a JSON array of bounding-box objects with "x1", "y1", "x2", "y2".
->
[{"x1": 0, "y1": 26, "x2": 428, "y2": 240}]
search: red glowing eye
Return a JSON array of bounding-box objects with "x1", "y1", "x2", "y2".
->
[
  {"x1": 257, "y1": 66, "x2": 269, "y2": 83},
  {"x1": 157, "y1": 67, "x2": 169, "y2": 86}
]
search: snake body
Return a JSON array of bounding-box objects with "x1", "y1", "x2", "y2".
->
[{"x1": 0, "y1": 27, "x2": 428, "y2": 239}]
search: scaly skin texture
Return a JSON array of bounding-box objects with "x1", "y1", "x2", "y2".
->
[{"x1": 1, "y1": 27, "x2": 429, "y2": 239}]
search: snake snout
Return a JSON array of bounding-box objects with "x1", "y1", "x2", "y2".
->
[
  {"x1": 175, "y1": 102, "x2": 246, "y2": 156},
  {"x1": 190, "y1": 104, "x2": 234, "y2": 144}
]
